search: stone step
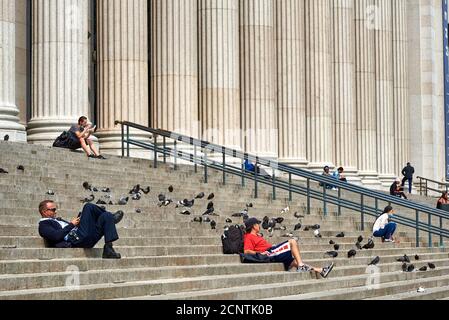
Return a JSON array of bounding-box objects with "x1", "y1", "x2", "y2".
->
[{"x1": 367, "y1": 284, "x2": 449, "y2": 300}]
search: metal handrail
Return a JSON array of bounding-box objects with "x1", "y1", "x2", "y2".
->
[
  {"x1": 115, "y1": 120, "x2": 449, "y2": 247},
  {"x1": 417, "y1": 176, "x2": 449, "y2": 197}
]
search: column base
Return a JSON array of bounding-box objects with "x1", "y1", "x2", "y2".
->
[
  {"x1": 358, "y1": 171, "x2": 383, "y2": 190},
  {"x1": 0, "y1": 128, "x2": 27, "y2": 143},
  {"x1": 378, "y1": 173, "x2": 397, "y2": 189},
  {"x1": 27, "y1": 118, "x2": 78, "y2": 146},
  {"x1": 0, "y1": 106, "x2": 27, "y2": 142}
]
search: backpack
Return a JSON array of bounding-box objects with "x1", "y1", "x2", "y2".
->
[
  {"x1": 52, "y1": 131, "x2": 70, "y2": 149},
  {"x1": 222, "y1": 225, "x2": 245, "y2": 254}
]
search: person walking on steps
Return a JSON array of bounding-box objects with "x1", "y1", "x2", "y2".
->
[{"x1": 401, "y1": 162, "x2": 415, "y2": 194}]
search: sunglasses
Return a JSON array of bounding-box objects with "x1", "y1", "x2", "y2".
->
[{"x1": 47, "y1": 208, "x2": 57, "y2": 212}]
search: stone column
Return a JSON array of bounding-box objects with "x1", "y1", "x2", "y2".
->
[
  {"x1": 240, "y1": 0, "x2": 278, "y2": 159},
  {"x1": 275, "y1": 0, "x2": 307, "y2": 167},
  {"x1": 199, "y1": 0, "x2": 241, "y2": 151},
  {"x1": 355, "y1": 0, "x2": 380, "y2": 187},
  {"x1": 305, "y1": 0, "x2": 334, "y2": 172},
  {"x1": 96, "y1": 0, "x2": 149, "y2": 156},
  {"x1": 151, "y1": 0, "x2": 199, "y2": 139},
  {"x1": 28, "y1": 0, "x2": 89, "y2": 145},
  {"x1": 332, "y1": 0, "x2": 358, "y2": 181},
  {"x1": 375, "y1": 0, "x2": 395, "y2": 186},
  {"x1": 392, "y1": 0, "x2": 409, "y2": 176},
  {"x1": 0, "y1": 0, "x2": 26, "y2": 142}
]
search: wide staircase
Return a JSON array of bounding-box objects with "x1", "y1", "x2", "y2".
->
[{"x1": 1, "y1": 140, "x2": 449, "y2": 300}]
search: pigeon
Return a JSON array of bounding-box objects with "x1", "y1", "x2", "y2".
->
[
  {"x1": 336, "y1": 232, "x2": 345, "y2": 238},
  {"x1": 402, "y1": 263, "x2": 408, "y2": 272},
  {"x1": 304, "y1": 226, "x2": 310, "y2": 231},
  {"x1": 268, "y1": 218, "x2": 277, "y2": 230},
  {"x1": 207, "y1": 202, "x2": 214, "y2": 210},
  {"x1": 334, "y1": 244, "x2": 340, "y2": 251},
  {"x1": 192, "y1": 217, "x2": 202, "y2": 223},
  {"x1": 82, "y1": 182, "x2": 92, "y2": 191},
  {"x1": 141, "y1": 186, "x2": 151, "y2": 194},
  {"x1": 108, "y1": 201, "x2": 114, "y2": 205},
  {"x1": 210, "y1": 220, "x2": 217, "y2": 230},
  {"x1": 262, "y1": 216, "x2": 270, "y2": 230},
  {"x1": 311, "y1": 224, "x2": 321, "y2": 230},
  {"x1": 369, "y1": 256, "x2": 380, "y2": 266},
  {"x1": 118, "y1": 196, "x2": 129, "y2": 206},
  {"x1": 203, "y1": 207, "x2": 215, "y2": 216},
  {"x1": 82, "y1": 195, "x2": 95, "y2": 203},
  {"x1": 4, "y1": 135, "x2": 9, "y2": 141},
  {"x1": 281, "y1": 233, "x2": 294, "y2": 238},
  {"x1": 314, "y1": 230, "x2": 322, "y2": 238},
  {"x1": 362, "y1": 239, "x2": 375, "y2": 250},
  {"x1": 203, "y1": 216, "x2": 211, "y2": 223},
  {"x1": 179, "y1": 210, "x2": 191, "y2": 215},
  {"x1": 158, "y1": 194, "x2": 166, "y2": 202},
  {"x1": 132, "y1": 193, "x2": 141, "y2": 201},
  {"x1": 428, "y1": 263, "x2": 436, "y2": 269},
  {"x1": 129, "y1": 185, "x2": 141, "y2": 195},
  {"x1": 347, "y1": 249, "x2": 357, "y2": 258},
  {"x1": 225, "y1": 218, "x2": 233, "y2": 224},
  {"x1": 294, "y1": 223, "x2": 302, "y2": 231},
  {"x1": 396, "y1": 255, "x2": 410, "y2": 263},
  {"x1": 275, "y1": 217, "x2": 284, "y2": 224},
  {"x1": 102, "y1": 188, "x2": 111, "y2": 193},
  {"x1": 356, "y1": 242, "x2": 362, "y2": 250},
  {"x1": 0, "y1": 168, "x2": 8, "y2": 174},
  {"x1": 168, "y1": 185, "x2": 174, "y2": 193},
  {"x1": 177, "y1": 199, "x2": 195, "y2": 208},
  {"x1": 281, "y1": 206, "x2": 290, "y2": 214},
  {"x1": 96, "y1": 199, "x2": 107, "y2": 205},
  {"x1": 160, "y1": 199, "x2": 173, "y2": 207},
  {"x1": 92, "y1": 187, "x2": 99, "y2": 192},
  {"x1": 325, "y1": 251, "x2": 339, "y2": 258},
  {"x1": 357, "y1": 236, "x2": 364, "y2": 243},
  {"x1": 417, "y1": 287, "x2": 426, "y2": 293},
  {"x1": 415, "y1": 255, "x2": 420, "y2": 261},
  {"x1": 294, "y1": 212, "x2": 305, "y2": 219},
  {"x1": 329, "y1": 240, "x2": 335, "y2": 245},
  {"x1": 419, "y1": 266, "x2": 428, "y2": 272},
  {"x1": 46, "y1": 190, "x2": 55, "y2": 196},
  {"x1": 246, "y1": 203, "x2": 254, "y2": 209},
  {"x1": 277, "y1": 226, "x2": 287, "y2": 231},
  {"x1": 407, "y1": 264, "x2": 415, "y2": 272},
  {"x1": 135, "y1": 208, "x2": 142, "y2": 214},
  {"x1": 207, "y1": 193, "x2": 215, "y2": 200},
  {"x1": 195, "y1": 192, "x2": 205, "y2": 199},
  {"x1": 17, "y1": 165, "x2": 25, "y2": 172}
]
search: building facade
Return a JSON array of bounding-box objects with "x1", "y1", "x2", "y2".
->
[{"x1": 0, "y1": 0, "x2": 447, "y2": 186}]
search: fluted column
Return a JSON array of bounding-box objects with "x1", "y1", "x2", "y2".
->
[
  {"x1": 199, "y1": 0, "x2": 241, "y2": 150},
  {"x1": 0, "y1": 0, "x2": 26, "y2": 142},
  {"x1": 240, "y1": 0, "x2": 278, "y2": 159},
  {"x1": 276, "y1": 0, "x2": 307, "y2": 167},
  {"x1": 332, "y1": 0, "x2": 358, "y2": 180},
  {"x1": 305, "y1": 0, "x2": 334, "y2": 171},
  {"x1": 96, "y1": 0, "x2": 149, "y2": 155},
  {"x1": 151, "y1": 0, "x2": 199, "y2": 138},
  {"x1": 27, "y1": 0, "x2": 89, "y2": 145},
  {"x1": 392, "y1": 0, "x2": 409, "y2": 176},
  {"x1": 355, "y1": 0, "x2": 380, "y2": 186},
  {"x1": 375, "y1": 0, "x2": 395, "y2": 185}
]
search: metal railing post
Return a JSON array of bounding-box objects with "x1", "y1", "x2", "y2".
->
[
  {"x1": 222, "y1": 151, "x2": 226, "y2": 185},
  {"x1": 416, "y1": 210, "x2": 420, "y2": 247},
  {"x1": 254, "y1": 159, "x2": 258, "y2": 199},
  {"x1": 375, "y1": 198, "x2": 379, "y2": 215},
  {"x1": 272, "y1": 170, "x2": 276, "y2": 201},
  {"x1": 194, "y1": 145, "x2": 197, "y2": 173},
  {"x1": 425, "y1": 180, "x2": 428, "y2": 197},
  {"x1": 126, "y1": 125, "x2": 130, "y2": 158},
  {"x1": 153, "y1": 134, "x2": 158, "y2": 168},
  {"x1": 440, "y1": 216, "x2": 444, "y2": 247},
  {"x1": 288, "y1": 173, "x2": 292, "y2": 202},
  {"x1": 338, "y1": 188, "x2": 342, "y2": 216},
  {"x1": 323, "y1": 185, "x2": 327, "y2": 217},
  {"x1": 121, "y1": 124, "x2": 124, "y2": 158},
  {"x1": 428, "y1": 212, "x2": 432, "y2": 248},
  {"x1": 163, "y1": 137, "x2": 167, "y2": 164},
  {"x1": 420, "y1": 177, "x2": 423, "y2": 196},
  {"x1": 307, "y1": 178, "x2": 311, "y2": 215},
  {"x1": 361, "y1": 195, "x2": 365, "y2": 231},
  {"x1": 173, "y1": 140, "x2": 178, "y2": 171},
  {"x1": 204, "y1": 149, "x2": 208, "y2": 183},
  {"x1": 241, "y1": 159, "x2": 245, "y2": 187}
]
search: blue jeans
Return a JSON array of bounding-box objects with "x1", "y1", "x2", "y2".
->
[
  {"x1": 373, "y1": 223, "x2": 397, "y2": 240},
  {"x1": 402, "y1": 177, "x2": 413, "y2": 193},
  {"x1": 70, "y1": 204, "x2": 119, "y2": 248}
]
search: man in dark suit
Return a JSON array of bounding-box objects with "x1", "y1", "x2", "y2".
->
[
  {"x1": 38, "y1": 200, "x2": 124, "y2": 259},
  {"x1": 401, "y1": 162, "x2": 415, "y2": 194}
]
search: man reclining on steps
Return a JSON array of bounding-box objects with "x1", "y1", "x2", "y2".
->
[
  {"x1": 243, "y1": 218, "x2": 334, "y2": 278},
  {"x1": 38, "y1": 201, "x2": 123, "y2": 259}
]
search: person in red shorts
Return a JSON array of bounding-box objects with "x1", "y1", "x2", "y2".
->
[{"x1": 243, "y1": 218, "x2": 334, "y2": 278}]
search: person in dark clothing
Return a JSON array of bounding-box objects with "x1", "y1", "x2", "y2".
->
[
  {"x1": 437, "y1": 191, "x2": 449, "y2": 210},
  {"x1": 38, "y1": 200, "x2": 124, "y2": 259},
  {"x1": 401, "y1": 162, "x2": 415, "y2": 193},
  {"x1": 390, "y1": 179, "x2": 408, "y2": 200}
]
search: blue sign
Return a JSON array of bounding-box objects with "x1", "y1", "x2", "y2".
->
[{"x1": 444, "y1": 0, "x2": 449, "y2": 180}]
